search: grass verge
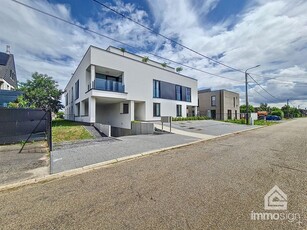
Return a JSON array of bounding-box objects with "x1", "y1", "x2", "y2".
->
[
  {"x1": 224, "y1": 119, "x2": 278, "y2": 126},
  {"x1": 52, "y1": 119, "x2": 93, "y2": 143}
]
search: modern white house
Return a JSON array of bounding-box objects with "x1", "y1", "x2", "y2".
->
[{"x1": 64, "y1": 46, "x2": 198, "y2": 134}]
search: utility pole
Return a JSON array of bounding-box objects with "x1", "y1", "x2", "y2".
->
[{"x1": 245, "y1": 65, "x2": 260, "y2": 125}]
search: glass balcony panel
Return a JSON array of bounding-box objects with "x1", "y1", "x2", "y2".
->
[{"x1": 94, "y1": 78, "x2": 125, "y2": 93}]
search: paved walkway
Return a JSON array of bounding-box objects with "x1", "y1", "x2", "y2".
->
[{"x1": 51, "y1": 134, "x2": 199, "y2": 174}]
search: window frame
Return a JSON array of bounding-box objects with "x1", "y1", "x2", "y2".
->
[
  {"x1": 176, "y1": 104, "x2": 182, "y2": 117},
  {"x1": 211, "y1": 95, "x2": 216, "y2": 106},
  {"x1": 175, "y1": 85, "x2": 182, "y2": 101},
  {"x1": 122, "y1": 103, "x2": 129, "y2": 114},
  {"x1": 153, "y1": 103, "x2": 161, "y2": 117},
  {"x1": 153, "y1": 80, "x2": 160, "y2": 98}
]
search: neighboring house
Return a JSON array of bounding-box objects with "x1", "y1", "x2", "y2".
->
[
  {"x1": 198, "y1": 89, "x2": 240, "y2": 120},
  {"x1": 0, "y1": 49, "x2": 17, "y2": 90},
  {"x1": 64, "y1": 46, "x2": 198, "y2": 132},
  {"x1": 0, "y1": 47, "x2": 20, "y2": 107}
]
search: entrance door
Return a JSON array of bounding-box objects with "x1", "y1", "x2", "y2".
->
[{"x1": 211, "y1": 110, "x2": 216, "y2": 119}]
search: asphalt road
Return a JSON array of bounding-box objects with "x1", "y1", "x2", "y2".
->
[{"x1": 1, "y1": 119, "x2": 307, "y2": 229}]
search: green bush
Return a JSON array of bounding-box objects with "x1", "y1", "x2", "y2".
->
[
  {"x1": 56, "y1": 111, "x2": 64, "y2": 119},
  {"x1": 271, "y1": 110, "x2": 284, "y2": 118}
]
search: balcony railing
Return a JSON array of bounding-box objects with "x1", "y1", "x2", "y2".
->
[{"x1": 92, "y1": 78, "x2": 125, "y2": 93}]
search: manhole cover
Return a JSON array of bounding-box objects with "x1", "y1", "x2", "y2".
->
[{"x1": 188, "y1": 127, "x2": 195, "y2": 129}]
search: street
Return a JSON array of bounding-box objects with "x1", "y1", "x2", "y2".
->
[{"x1": 1, "y1": 119, "x2": 306, "y2": 229}]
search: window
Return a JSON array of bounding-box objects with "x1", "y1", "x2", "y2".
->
[
  {"x1": 75, "y1": 80, "x2": 79, "y2": 100},
  {"x1": 235, "y1": 110, "x2": 238, "y2": 119},
  {"x1": 175, "y1": 85, "x2": 182, "y2": 101},
  {"x1": 153, "y1": 103, "x2": 161, "y2": 117},
  {"x1": 123, "y1": 103, "x2": 129, "y2": 114},
  {"x1": 211, "y1": 95, "x2": 216, "y2": 106},
  {"x1": 176, "y1": 105, "x2": 182, "y2": 117},
  {"x1": 153, "y1": 80, "x2": 160, "y2": 98},
  {"x1": 233, "y1": 97, "x2": 236, "y2": 107},
  {"x1": 65, "y1": 94, "x2": 68, "y2": 106},
  {"x1": 228, "y1": 110, "x2": 232, "y2": 120},
  {"x1": 71, "y1": 87, "x2": 74, "y2": 102},
  {"x1": 186, "y1": 88, "x2": 191, "y2": 102}
]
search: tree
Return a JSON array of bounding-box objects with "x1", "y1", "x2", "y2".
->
[
  {"x1": 120, "y1": 48, "x2": 125, "y2": 55},
  {"x1": 8, "y1": 95, "x2": 35, "y2": 109},
  {"x1": 176, "y1": 67, "x2": 183, "y2": 73},
  {"x1": 18, "y1": 72, "x2": 63, "y2": 112},
  {"x1": 142, "y1": 56, "x2": 149, "y2": 63},
  {"x1": 240, "y1": 104, "x2": 255, "y2": 113},
  {"x1": 271, "y1": 109, "x2": 284, "y2": 118},
  {"x1": 259, "y1": 103, "x2": 270, "y2": 112},
  {"x1": 161, "y1": 62, "x2": 167, "y2": 68}
]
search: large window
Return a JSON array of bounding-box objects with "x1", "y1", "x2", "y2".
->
[
  {"x1": 75, "y1": 80, "x2": 79, "y2": 100},
  {"x1": 176, "y1": 105, "x2": 182, "y2": 117},
  {"x1": 211, "y1": 95, "x2": 216, "y2": 106},
  {"x1": 175, "y1": 85, "x2": 182, "y2": 101},
  {"x1": 186, "y1": 88, "x2": 191, "y2": 102},
  {"x1": 153, "y1": 103, "x2": 161, "y2": 117},
  {"x1": 153, "y1": 80, "x2": 160, "y2": 98}
]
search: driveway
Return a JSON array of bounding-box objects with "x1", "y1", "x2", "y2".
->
[
  {"x1": 51, "y1": 133, "x2": 199, "y2": 174},
  {"x1": 160, "y1": 120, "x2": 258, "y2": 136},
  {"x1": 1, "y1": 119, "x2": 306, "y2": 229}
]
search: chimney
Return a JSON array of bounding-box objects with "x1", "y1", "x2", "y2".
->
[{"x1": 6, "y1": 45, "x2": 10, "y2": 54}]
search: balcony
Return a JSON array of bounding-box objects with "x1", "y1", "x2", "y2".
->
[{"x1": 92, "y1": 78, "x2": 125, "y2": 93}]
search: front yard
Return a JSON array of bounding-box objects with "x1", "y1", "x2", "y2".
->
[
  {"x1": 224, "y1": 119, "x2": 278, "y2": 126},
  {"x1": 52, "y1": 120, "x2": 93, "y2": 143}
]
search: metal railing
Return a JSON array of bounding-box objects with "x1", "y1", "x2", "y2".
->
[{"x1": 92, "y1": 78, "x2": 125, "y2": 93}]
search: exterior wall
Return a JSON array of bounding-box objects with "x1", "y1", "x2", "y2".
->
[
  {"x1": 0, "y1": 79, "x2": 14, "y2": 90},
  {"x1": 198, "y1": 90, "x2": 240, "y2": 120},
  {"x1": 222, "y1": 91, "x2": 240, "y2": 120},
  {"x1": 198, "y1": 91, "x2": 223, "y2": 119},
  {"x1": 64, "y1": 46, "x2": 198, "y2": 129},
  {"x1": 0, "y1": 53, "x2": 17, "y2": 89},
  {"x1": 90, "y1": 46, "x2": 197, "y2": 121}
]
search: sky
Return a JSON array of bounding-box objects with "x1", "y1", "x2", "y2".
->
[{"x1": 0, "y1": 0, "x2": 307, "y2": 108}]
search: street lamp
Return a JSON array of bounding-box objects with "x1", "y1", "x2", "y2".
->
[{"x1": 245, "y1": 65, "x2": 260, "y2": 125}]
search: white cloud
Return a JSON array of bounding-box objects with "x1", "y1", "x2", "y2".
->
[{"x1": 0, "y1": 0, "x2": 306, "y2": 108}]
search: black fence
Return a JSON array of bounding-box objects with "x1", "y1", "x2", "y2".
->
[{"x1": 0, "y1": 108, "x2": 52, "y2": 151}]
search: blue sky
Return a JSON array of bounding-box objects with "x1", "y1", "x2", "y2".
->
[{"x1": 0, "y1": 0, "x2": 307, "y2": 108}]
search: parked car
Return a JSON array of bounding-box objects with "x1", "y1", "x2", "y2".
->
[{"x1": 266, "y1": 115, "x2": 281, "y2": 121}]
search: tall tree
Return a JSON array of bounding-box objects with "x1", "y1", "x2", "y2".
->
[
  {"x1": 18, "y1": 72, "x2": 63, "y2": 112},
  {"x1": 240, "y1": 104, "x2": 255, "y2": 113}
]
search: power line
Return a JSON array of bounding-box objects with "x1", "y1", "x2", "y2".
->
[
  {"x1": 11, "y1": 0, "x2": 244, "y2": 84},
  {"x1": 248, "y1": 73, "x2": 279, "y2": 101},
  {"x1": 248, "y1": 83, "x2": 271, "y2": 101},
  {"x1": 91, "y1": 0, "x2": 245, "y2": 74},
  {"x1": 249, "y1": 72, "x2": 307, "y2": 86}
]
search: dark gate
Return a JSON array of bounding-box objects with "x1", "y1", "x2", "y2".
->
[{"x1": 0, "y1": 108, "x2": 52, "y2": 151}]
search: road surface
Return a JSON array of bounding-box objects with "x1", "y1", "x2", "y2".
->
[{"x1": 1, "y1": 119, "x2": 306, "y2": 229}]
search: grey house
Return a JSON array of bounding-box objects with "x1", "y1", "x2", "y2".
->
[
  {"x1": 0, "y1": 48, "x2": 20, "y2": 107},
  {"x1": 0, "y1": 50, "x2": 17, "y2": 90},
  {"x1": 198, "y1": 89, "x2": 240, "y2": 120}
]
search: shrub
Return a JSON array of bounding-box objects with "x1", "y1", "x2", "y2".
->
[{"x1": 271, "y1": 110, "x2": 284, "y2": 118}]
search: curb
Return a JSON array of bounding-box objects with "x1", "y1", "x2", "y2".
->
[{"x1": 0, "y1": 125, "x2": 263, "y2": 193}]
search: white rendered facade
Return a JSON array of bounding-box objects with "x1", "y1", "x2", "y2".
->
[{"x1": 64, "y1": 46, "x2": 198, "y2": 130}]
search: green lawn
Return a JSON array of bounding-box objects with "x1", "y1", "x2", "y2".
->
[
  {"x1": 52, "y1": 119, "x2": 93, "y2": 143},
  {"x1": 224, "y1": 119, "x2": 278, "y2": 126}
]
